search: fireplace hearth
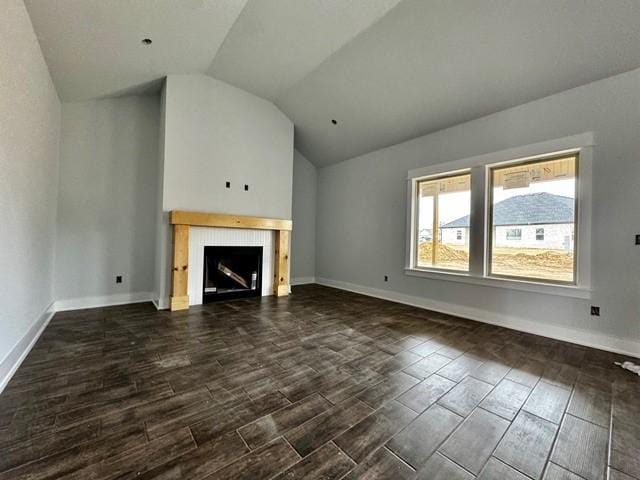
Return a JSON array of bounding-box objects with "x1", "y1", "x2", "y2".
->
[{"x1": 203, "y1": 246, "x2": 263, "y2": 302}]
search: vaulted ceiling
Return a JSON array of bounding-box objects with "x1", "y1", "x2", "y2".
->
[{"x1": 25, "y1": 0, "x2": 640, "y2": 166}]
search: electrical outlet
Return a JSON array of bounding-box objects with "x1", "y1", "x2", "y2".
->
[
  {"x1": 225, "y1": 181, "x2": 231, "y2": 188},
  {"x1": 116, "y1": 275, "x2": 123, "y2": 284},
  {"x1": 384, "y1": 275, "x2": 388, "y2": 282},
  {"x1": 590, "y1": 305, "x2": 600, "y2": 316},
  {"x1": 244, "y1": 184, "x2": 249, "y2": 191}
]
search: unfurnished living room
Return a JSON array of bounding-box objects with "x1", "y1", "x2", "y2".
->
[{"x1": 2, "y1": 1, "x2": 640, "y2": 479}]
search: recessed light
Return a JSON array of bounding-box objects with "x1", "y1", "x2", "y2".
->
[
  {"x1": 142, "y1": 38, "x2": 153, "y2": 45},
  {"x1": 331, "y1": 119, "x2": 337, "y2": 125}
]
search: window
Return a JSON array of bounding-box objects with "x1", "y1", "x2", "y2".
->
[
  {"x1": 415, "y1": 172, "x2": 470, "y2": 271},
  {"x1": 407, "y1": 134, "x2": 591, "y2": 296},
  {"x1": 506, "y1": 228, "x2": 522, "y2": 240},
  {"x1": 488, "y1": 154, "x2": 577, "y2": 283}
]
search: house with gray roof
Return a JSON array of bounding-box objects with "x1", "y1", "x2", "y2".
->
[{"x1": 440, "y1": 193, "x2": 575, "y2": 250}]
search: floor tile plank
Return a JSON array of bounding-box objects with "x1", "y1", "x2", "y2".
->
[
  {"x1": 1, "y1": 285, "x2": 635, "y2": 480},
  {"x1": 437, "y1": 376, "x2": 494, "y2": 416},
  {"x1": 439, "y1": 408, "x2": 510, "y2": 475},
  {"x1": 272, "y1": 442, "x2": 355, "y2": 480},
  {"x1": 522, "y1": 381, "x2": 571, "y2": 424},
  {"x1": 239, "y1": 393, "x2": 332, "y2": 449},
  {"x1": 356, "y1": 371, "x2": 420, "y2": 409},
  {"x1": 480, "y1": 379, "x2": 531, "y2": 421},
  {"x1": 334, "y1": 401, "x2": 417, "y2": 463},
  {"x1": 477, "y1": 457, "x2": 530, "y2": 480},
  {"x1": 494, "y1": 410, "x2": 558, "y2": 479},
  {"x1": 285, "y1": 397, "x2": 373, "y2": 457},
  {"x1": 416, "y1": 452, "x2": 474, "y2": 480},
  {"x1": 386, "y1": 404, "x2": 463, "y2": 469},
  {"x1": 551, "y1": 414, "x2": 608, "y2": 480},
  {"x1": 206, "y1": 437, "x2": 300, "y2": 480},
  {"x1": 397, "y1": 374, "x2": 456, "y2": 413},
  {"x1": 341, "y1": 447, "x2": 414, "y2": 480}
]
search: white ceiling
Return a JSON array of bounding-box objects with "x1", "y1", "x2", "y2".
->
[
  {"x1": 24, "y1": 0, "x2": 248, "y2": 100},
  {"x1": 25, "y1": 0, "x2": 640, "y2": 166},
  {"x1": 208, "y1": 0, "x2": 403, "y2": 101}
]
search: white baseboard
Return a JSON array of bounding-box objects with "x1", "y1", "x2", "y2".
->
[
  {"x1": 54, "y1": 292, "x2": 154, "y2": 312},
  {"x1": 291, "y1": 276, "x2": 316, "y2": 286},
  {"x1": 317, "y1": 277, "x2": 640, "y2": 359},
  {"x1": 0, "y1": 302, "x2": 55, "y2": 394},
  {"x1": 153, "y1": 297, "x2": 169, "y2": 310}
]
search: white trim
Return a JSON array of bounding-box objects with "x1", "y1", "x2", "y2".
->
[
  {"x1": 0, "y1": 302, "x2": 55, "y2": 394},
  {"x1": 404, "y1": 269, "x2": 591, "y2": 299},
  {"x1": 153, "y1": 297, "x2": 169, "y2": 310},
  {"x1": 317, "y1": 277, "x2": 639, "y2": 359},
  {"x1": 54, "y1": 292, "x2": 154, "y2": 312},
  {"x1": 188, "y1": 227, "x2": 274, "y2": 306},
  {"x1": 291, "y1": 276, "x2": 316, "y2": 286}
]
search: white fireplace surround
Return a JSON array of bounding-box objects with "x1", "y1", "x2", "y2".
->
[{"x1": 188, "y1": 227, "x2": 274, "y2": 305}]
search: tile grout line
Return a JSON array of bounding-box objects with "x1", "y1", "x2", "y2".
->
[
  {"x1": 383, "y1": 445, "x2": 417, "y2": 472},
  {"x1": 279, "y1": 434, "x2": 303, "y2": 461}
]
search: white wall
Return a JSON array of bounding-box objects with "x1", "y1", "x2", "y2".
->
[
  {"x1": 316, "y1": 67, "x2": 640, "y2": 356},
  {"x1": 0, "y1": 0, "x2": 61, "y2": 388},
  {"x1": 55, "y1": 97, "x2": 159, "y2": 308},
  {"x1": 494, "y1": 224, "x2": 573, "y2": 250},
  {"x1": 162, "y1": 75, "x2": 294, "y2": 217},
  {"x1": 154, "y1": 85, "x2": 170, "y2": 308},
  {"x1": 156, "y1": 75, "x2": 294, "y2": 305},
  {"x1": 441, "y1": 228, "x2": 469, "y2": 246},
  {"x1": 291, "y1": 150, "x2": 317, "y2": 283}
]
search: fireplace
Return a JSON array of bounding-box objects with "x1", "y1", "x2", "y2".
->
[{"x1": 202, "y1": 246, "x2": 263, "y2": 302}]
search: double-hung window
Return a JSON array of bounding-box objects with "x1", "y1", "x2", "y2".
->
[{"x1": 406, "y1": 134, "x2": 591, "y2": 296}]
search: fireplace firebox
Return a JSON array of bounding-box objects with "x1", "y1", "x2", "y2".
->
[{"x1": 202, "y1": 246, "x2": 263, "y2": 302}]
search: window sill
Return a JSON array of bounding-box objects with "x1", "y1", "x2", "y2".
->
[{"x1": 404, "y1": 268, "x2": 591, "y2": 299}]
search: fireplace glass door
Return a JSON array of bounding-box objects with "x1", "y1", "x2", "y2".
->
[{"x1": 203, "y1": 246, "x2": 263, "y2": 302}]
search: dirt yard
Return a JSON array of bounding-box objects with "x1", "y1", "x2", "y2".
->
[{"x1": 417, "y1": 242, "x2": 574, "y2": 281}]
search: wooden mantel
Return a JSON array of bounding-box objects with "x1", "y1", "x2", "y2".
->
[{"x1": 169, "y1": 211, "x2": 293, "y2": 311}]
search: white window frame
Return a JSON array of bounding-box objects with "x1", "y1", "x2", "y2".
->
[
  {"x1": 405, "y1": 132, "x2": 593, "y2": 299},
  {"x1": 412, "y1": 171, "x2": 472, "y2": 273}
]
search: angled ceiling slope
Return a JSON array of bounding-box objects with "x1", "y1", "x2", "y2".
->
[
  {"x1": 208, "y1": 0, "x2": 403, "y2": 101},
  {"x1": 25, "y1": 0, "x2": 640, "y2": 166},
  {"x1": 24, "y1": 0, "x2": 249, "y2": 101},
  {"x1": 276, "y1": 0, "x2": 640, "y2": 166}
]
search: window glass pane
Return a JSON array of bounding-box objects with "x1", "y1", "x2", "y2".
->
[
  {"x1": 416, "y1": 173, "x2": 470, "y2": 271},
  {"x1": 489, "y1": 155, "x2": 577, "y2": 283}
]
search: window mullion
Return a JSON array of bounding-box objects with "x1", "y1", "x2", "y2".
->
[{"x1": 468, "y1": 166, "x2": 486, "y2": 277}]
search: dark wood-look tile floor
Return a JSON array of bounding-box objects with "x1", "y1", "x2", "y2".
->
[{"x1": 1, "y1": 284, "x2": 639, "y2": 480}]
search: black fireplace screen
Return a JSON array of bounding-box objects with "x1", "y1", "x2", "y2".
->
[{"x1": 203, "y1": 246, "x2": 263, "y2": 302}]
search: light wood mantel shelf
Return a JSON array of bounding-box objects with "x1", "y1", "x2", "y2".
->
[{"x1": 169, "y1": 211, "x2": 292, "y2": 311}]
